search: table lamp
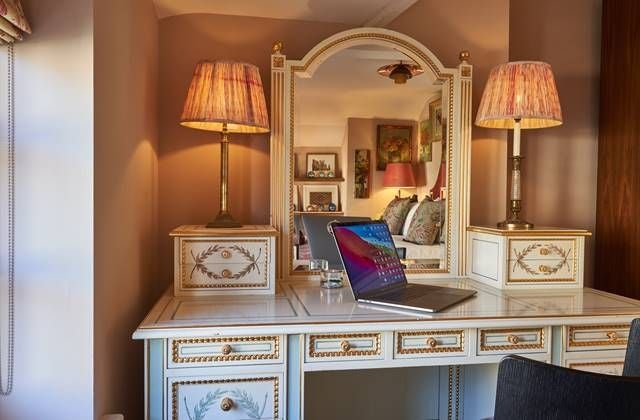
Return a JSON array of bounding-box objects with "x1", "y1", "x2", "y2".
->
[
  {"x1": 475, "y1": 61, "x2": 562, "y2": 229},
  {"x1": 383, "y1": 162, "x2": 416, "y2": 198},
  {"x1": 180, "y1": 60, "x2": 270, "y2": 228}
]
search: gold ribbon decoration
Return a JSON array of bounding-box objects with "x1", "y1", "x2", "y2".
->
[{"x1": 0, "y1": 0, "x2": 31, "y2": 44}]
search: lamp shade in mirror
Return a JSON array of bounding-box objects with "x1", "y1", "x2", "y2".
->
[
  {"x1": 475, "y1": 61, "x2": 562, "y2": 129},
  {"x1": 383, "y1": 163, "x2": 416, "y2": 188},
  {"x1": 180, "y1": 60, "x2": 270, "y2": 133}
]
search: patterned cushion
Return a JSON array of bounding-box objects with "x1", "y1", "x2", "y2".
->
[
  {"x1": 404, "y1": 198, "x2": 445, "y2": 245},
  {"x1": 381, "y1": 197, "x2": 413, "y2": 235}
]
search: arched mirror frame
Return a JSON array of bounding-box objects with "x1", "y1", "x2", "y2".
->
[{"x1": 269, "y1": 28, "x2": 473, "y2": 281}]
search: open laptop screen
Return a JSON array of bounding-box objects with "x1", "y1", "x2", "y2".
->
[{"x1": 331, "y1": 221, "x2": 407, "y2": 298}]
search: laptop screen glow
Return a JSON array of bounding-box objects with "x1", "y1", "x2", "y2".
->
[{"x1": 332, "y1": 221, "x2": 406, "y2": 297}]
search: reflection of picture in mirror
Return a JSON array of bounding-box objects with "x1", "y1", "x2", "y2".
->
[
  {"x1": 376, "y1": 125, "x2": 412, "y2": 171},
  {"x1": 306, "y1": 153, "x2": 337, "y2": 177},
  {"x1": 429, "y1": 98, "x2": 443, "y2": 142},
  {"x1": 419, "y1": 119, "x2": 432, "y2": 163},
  {"x1": 302, "y1": 185, "x2": 339, "y2": 211},
  {"x1": 354, "y1": 149, "x2": 371, "y2": 199}
]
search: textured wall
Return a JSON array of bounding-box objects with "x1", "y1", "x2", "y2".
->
[
  {"x1": 509, "y1": 0, "x2": 601, "y2": 286},
  {"x1": 94, "y1": 0, "x2": 159, "y2": 418}
]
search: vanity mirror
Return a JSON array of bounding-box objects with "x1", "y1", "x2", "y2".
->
[{"x1": 269, "y1": 28, "x2": 472, "y2": 280}]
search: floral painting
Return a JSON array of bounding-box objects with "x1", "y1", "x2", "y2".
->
[
  {"x1": 429, "y1": 98, "x2": 443, "y2": 142},
  {"x1": 419, "y1": 119, "x2": 432, "y2": 163},
  {"x1": 376, "y1": 125, "x2": 412, "y2": 171},
  {"x1": 354, "y1": 149, "x2": 370, "y2": 198}
]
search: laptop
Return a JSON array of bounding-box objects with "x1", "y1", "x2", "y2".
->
[
  {"x1": 330, "y1": 220, "x2": 476, "y2": 313},
  {"x1": 301, "y1": 215, "x2": 371, "y2": 270}
]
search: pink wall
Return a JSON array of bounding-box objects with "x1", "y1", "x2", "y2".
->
[
  {"x1": 94, "y1": 0, "x2": 159, "y2": 418},
  {"x1": 509, "y1": 0, "x2": 601, "y2": 285}
]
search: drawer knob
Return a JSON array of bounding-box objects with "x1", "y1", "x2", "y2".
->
[
  {"x1": 539, "y1": 247, "x2": 550, "y2": 256},
  {"x1": 607, "y1": 331, "x2": 619, "y2": 341},
  {"x1": 426, "y1": 337, "x2": 438, "y2": 348},
  {"x1": 221, "y1": 250, "x2": 232, "y2": 259},
  {"x1": 507, "y1": 334, "x2": 520, "y2": 345},
  {"x1": 221, "y1": 269, "x2": 232, "y2": 278},
  {"x1": 221, "y1": 344, "x2": 233, "y2": 355},
  {"x1": 340, "y1": 340, "x2": 351, "y2": 352},
  {"x1": 220, "y1": 397, "x2": 234, "y2": 412},
  {"x1": 538, "y1": 264, "x2": 550, "y2": 273}
]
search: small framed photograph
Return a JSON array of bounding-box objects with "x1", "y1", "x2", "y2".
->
[
  {"x1": 306, "y1": 153, "x2": 337, "y2": 177},
  {"x1": 302, "y1": 185, "x2": 339, "y2": 211}
]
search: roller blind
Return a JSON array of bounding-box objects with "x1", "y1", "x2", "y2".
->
[{"x1": 0, "y1": 0, "x2": 30, "y2": 43}]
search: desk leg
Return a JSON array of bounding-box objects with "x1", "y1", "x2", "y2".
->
[
  {"x1": 287, "y1": 334, "x2": 303, "y2": 420},
  {"x1": 147, "y1": 339, "x2": 164, "y2": 420}
]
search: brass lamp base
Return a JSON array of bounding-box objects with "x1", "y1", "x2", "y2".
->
[
  {"x1": 497, "y1": 219, "x2": 534, "y2": 230},
  {"x1": 207, "y1": 211, "x2": 242, "y2": 228}
]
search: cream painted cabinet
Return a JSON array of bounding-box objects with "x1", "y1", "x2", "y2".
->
[{"x1": 466, "y1": 226, "x2": 590, "y2": 289}]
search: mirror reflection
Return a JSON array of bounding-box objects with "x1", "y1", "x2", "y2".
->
[{"x1": 291, "y1": 45, "x2": 449, "y2": 274}]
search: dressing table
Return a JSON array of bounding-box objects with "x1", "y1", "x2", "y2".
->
[{"x1": 134, "y1": 28, "x2": 640, "y2": 419}]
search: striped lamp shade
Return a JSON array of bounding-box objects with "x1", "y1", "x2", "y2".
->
[
  {"x1": 180, "y1": 60, "x2": 270, "y2": 133},
  {"x1": 475, "y1": 61, "x2": 562, "y2": 129}
]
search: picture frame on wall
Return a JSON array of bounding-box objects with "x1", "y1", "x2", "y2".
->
[
  {"x1": 376, "y1": 125, "x2": 412, "y2": 171},
  {"x1": 429, "y1": 98, "x2": 443, "y2": 142},
  {"x1": 306, "y1": 153, "x2": 337, "y2": 178},
  {"x1": 302, "y1": 185, "x2": 339, "y2": 212},
  {"x1": 354, "y1": 149, "x2": 371, "y2": 198},
  {"x1": 419, "y1": 119, "x2": 432, "y2": 163}
]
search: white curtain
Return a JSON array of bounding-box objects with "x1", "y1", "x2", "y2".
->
[{"x1": 0, "y1": 0, "x2": 30, "y2": 43}]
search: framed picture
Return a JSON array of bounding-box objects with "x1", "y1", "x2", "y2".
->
[
  {"x1": 376, "y1": 125, "x2": 412, "y2": 171},
  {"x1": 302, "y1": 185, "x2": 339, "y2": 212},
  {"x1": 354, "y1": 149, "x2": 371, "y2": 199},
  {"x1": 306, "y1": 153, "x2": 337, "y2": 177},
  {"x1": 419, "y1": 119, "x2": 432, "y2": 163},
  {"x1": 429, "y1": 98, "x2": 443, "y2": 142}
]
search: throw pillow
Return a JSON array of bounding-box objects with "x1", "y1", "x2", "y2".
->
[
  {"x1": 404, "y1": 198, "x2": 445, "y2": 245},
  {"x1": 381, "y1": 196, "x2": 413, "y2": 235}
]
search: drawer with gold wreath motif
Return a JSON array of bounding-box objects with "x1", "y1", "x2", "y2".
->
[{"x1": 172, "y1": 225, "x2": 277, "y2": 295}]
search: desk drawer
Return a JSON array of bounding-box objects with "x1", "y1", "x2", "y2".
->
[
  {"x1": 510, "y1": 239, "x2": 575, "y2": 261},
  {"x1": 395, "y1": 329, "x2": 466, "y2": 358},
  {"x1": 169, "y1": 373, "x2": 282, "y2": 420},
  {"x1": 306, "y1": 332, "x2": 383, "y2": 362},
  {"x1": 478, "y1": 327, "x2": 547, "y2": 355},
  {"x1": 565, "y1": 324, "x2": 629, "y2": 352},
  {"x1": 169, "y1": 335, "x2": 283, "y2": 368},
  {"x1": 564, "y1": 355, "x2": 625, "y2": 376}
]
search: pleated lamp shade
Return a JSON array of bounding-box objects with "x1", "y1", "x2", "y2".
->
[
  {"x1": 475, "y1": 61, "x2": 562, "y2": 129},
  {"x1": 180, "y1": 60, "x2": 270, "y2": 133},
  {"x1": 383, "y1": 163, "x2": 416, "y2": 188}
]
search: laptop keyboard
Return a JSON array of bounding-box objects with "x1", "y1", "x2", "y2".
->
[{"x1": 374, "y1": 285, "x2": 427, "y2": 302}]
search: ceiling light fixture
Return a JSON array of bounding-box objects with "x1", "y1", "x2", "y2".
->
[{"x1": 377, "y1": 61, "x2": 423, "y2": 84}]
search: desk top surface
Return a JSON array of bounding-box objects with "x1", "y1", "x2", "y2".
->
[{"x1": 133, "y1": 279, "x2": 640, "y2": 339}]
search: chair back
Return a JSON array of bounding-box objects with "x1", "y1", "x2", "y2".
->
[
  {"x1": 494, "y1": 355, "x2": 640, "y2": 420},
  {"x1": 624, "y1": 318, "x2": 640, "y2": 376}
]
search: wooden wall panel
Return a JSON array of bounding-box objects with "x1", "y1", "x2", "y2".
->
[{"x1": 595, "y1": 0, "x2": 640, "y2": 298}]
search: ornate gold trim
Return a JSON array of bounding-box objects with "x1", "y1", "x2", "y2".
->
[
  {"x1": 286, "y1": 32, "x2": 455, "y2": 276},
  {"x1": 180, "y1": 239, "x2": 269, "y2": 288},
  {"x1": 567, "y1": 324, "x2": 629, "y2": 347},
  {"x1": 171, "y1": 376, "x2": 279, "y2": 420},
  {"x1": 308, "y1": 332, "x2": 381, "y2": 358},
  {"x1": 396, "y1": 330, "x2": 465, "y2": 354},
  {"x1": 568, "y1": 361, "x2": 624, "y2": 370},
  {"x1": 507, "y1": 238, "x2": 578, "y2": 283},
  {"x1": 467, "y1": 225, "x2": 591, "y2": 237},
  {"x1": 479, "y1": 327, "x2": 545, "y2": 352},
  {"x1": 171, "y1": 336, "x2": 280, "y2": 364}
]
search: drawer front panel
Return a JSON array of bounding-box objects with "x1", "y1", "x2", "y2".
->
[
  {"x1": 566, "y1": 324, "x2": 629, "y2": 352},
  {"x1": 179, "y1": 238, "x2": 270, "y2": 289},
  {"x1": 510, "y1": 239, "x2": 575, "y2": 261},
  {"x1": 508, "y1": 258, "x2": 576, "y2": 283},
  {"x1": 169, "y1": 336, "x2": 282, "y2": 368},
  {"x1": 478, "y1": 327, "x2": 546, "y2": 354},
  {"x1": 395, "y1": 330, "x2": 466, "y2": 358},
  {"x1": 565, "y1": 358, "x2": 625, "y2": 376},
  {"x1": 170, "y1": 374, "x2": 282, "y2": 420},
  {"x1": 306, "y1": 333, "x2": 383, "y2": 362}
]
